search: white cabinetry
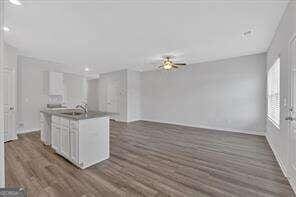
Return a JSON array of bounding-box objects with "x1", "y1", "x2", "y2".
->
[
  {"x1": 52, "y1": 116, "x2": 70, "y2": 157},
  {"x1": 51, "y1": 116, "x2": 61, "y2": 152},
  {"x1": 40, "y1": 113, "x2": 51, "y2": 145},
  {"x1": 48, "y1": 71, "x2": 64, "y2": 95},
  {"x1": 70, "y1": 121, "x2": 79, "y2": 163},
  {"x1": 60, "y1": 125, "x2": 70, "y2": 158},
  {"x1": 51, "y1": 123, "x2": 61, "y2": 152},
  {"x1": 51, "y1": 116, "x2": 79, "y2": 164},
  {"x1": 49, "y1": 115, "x2": 109, "y2": 169}
]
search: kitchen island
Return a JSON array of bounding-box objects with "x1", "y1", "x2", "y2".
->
[{"x1": 40, "y1": 109, "x2": 110, "y2": 169}]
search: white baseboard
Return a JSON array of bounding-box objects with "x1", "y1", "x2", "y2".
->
[
  {"x1": 191, "y1": 124, "x2": 265, "y2": 136},
  {"x1": 17, "y1": 127, "x2": 41, "y2": 134},
  {"x1": 126, "y1": 119, "x2": 141, "y2": 123},
  {"x1": 289, "y1": 177, "x2": 296, "y2": 196},
  {"x1": 140, "y1": 119, "x2": 265, "y2": 136},
  {"x1": 17, "y1": 120, "x2": 265, "y2": 136},
  {"x1": 265, "y1": 132, "x2": 296, "y2": 195},
  {"x1": 265, "y1": 133, "x2": 296, "y2": 194},
  {"x1": 265, "y1": 133, "x2": 288, "y2": 177}
]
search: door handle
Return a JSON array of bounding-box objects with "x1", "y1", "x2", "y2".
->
[{"x1": 285, "y1": 116, "x2": 296, "y2": 121}]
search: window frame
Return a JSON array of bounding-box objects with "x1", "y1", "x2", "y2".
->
[{"x1": 267, "y1": 57, "x2": 280, "y2": 129}]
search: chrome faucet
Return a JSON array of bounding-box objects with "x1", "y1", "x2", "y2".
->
[{"x1": 76, "y1": 103, "x2": 88, "y2": 113}]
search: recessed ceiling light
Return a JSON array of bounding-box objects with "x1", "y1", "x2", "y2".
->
[
  {"x1": 84, "y1": 67, "x2": 90, "y2": 72},
  {"x1": 242, "y1": 30, "x2": 253, "y2": 37},
  {"x1": 3, "y1": 26, "x2": 10, "y2": 32},
  {"x1": 9, "y1": 0, "x2": 22, "y2": 5}
]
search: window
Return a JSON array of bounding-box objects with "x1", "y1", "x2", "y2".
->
[{"x1": 267, "y1": 58, "x2": 280, "y2": 127}]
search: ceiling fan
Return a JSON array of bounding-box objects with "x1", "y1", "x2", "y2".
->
[{"x1": 157, "y1": 56, "x2": 187, "y2": 70}]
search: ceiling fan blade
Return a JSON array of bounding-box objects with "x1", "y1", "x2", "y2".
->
[
  {"x1": 174, "y1": 63, "x2": 186, "y2": 66},
  {"x1": 172, "y1": 65, "x2": 179, "y2": 68},
  {"x1": 158, "y1": 65, "x2": 164, "y2": 68}
]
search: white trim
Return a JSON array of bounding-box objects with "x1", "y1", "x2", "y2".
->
[
  {"x1": 140, "y1": 119, "x2": 266, "y2": 136},
  {"x1": 126, "y1": 118, "x2": 141, "y2": 123},
  {"x1": 267, "y1": 116, "x2": 280, "y2": 129},
  {"x1": 265, "y1": 132, "x2": 296, "y2": 194},
  {"x1": 17, "y1": 127, "x2": 41, "y2": 134},
  {"x1": 265, "y1": 132, "x2": 288, "y2": 176},
  {"x1": 287, "y1": 35, "x2": 296, "y2": 195},
  {"x1": 289, "y1": 178, "x2": 296, "y2": 196}
]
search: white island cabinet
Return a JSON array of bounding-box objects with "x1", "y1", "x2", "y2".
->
[
  {"x1": 40, "y1": 112, "x2": 51, "y2": 145},
  {"x1": 50, "y1": 115, "x2": 109, "y2": 169}
]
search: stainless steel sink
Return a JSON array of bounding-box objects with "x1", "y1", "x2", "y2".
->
[
  {"x1": 61, "y1": 112, "x2": 84, "y2": 116},
  {"x1": 58, "y1": 109, "x2": 85, "y2": 116}
]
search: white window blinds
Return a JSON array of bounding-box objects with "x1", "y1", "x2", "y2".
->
[{"x1": 267, "y1": 58, "x2": 280, "y2": 127}]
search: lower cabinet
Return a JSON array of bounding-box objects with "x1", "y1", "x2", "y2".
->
[
  {"x1": 50, "y1": 115, "x2": 109, "y2": 169},
  {"x1": 60, "y1": 126, "x2": 70, "y2": 158},
  {"x1": 51, "y1": 116, "x2": 79, "y2": 165},
  {"x1": 70, "y1": 128, "x2": 79, "y2": 163},
  {"x1": 51, "y1": 123, "x2": 61, "y2": 152},
  {"x1": 40, "y1": 113, "x2": 51, "y2": 145}
]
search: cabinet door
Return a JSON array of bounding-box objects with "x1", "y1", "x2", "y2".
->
[
  {"x1": 40, "y1": 113, "x2": 45, "y2": 143},
  {"x1": 51, "y1": 124, "x2": 60, "y2": 152},
  {"x1": 70, "y1": 129, "x2": 79, "y2": 163},
  {"x1": 49, "y1": 72, "x2": 63, "y2": 95},
  {"x1": 60, "y1": 126, "x2": 70, "y2": 158},
  {"x1": 40, "y1": 122, "x2": 45, "y2": 143}
]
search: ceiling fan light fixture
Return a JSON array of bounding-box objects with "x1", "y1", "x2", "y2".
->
[
  {"x1": 9, "y1": 0, "x2": 22, "y2": 6},
  {"x1": 157, "y1": 56, "x2": 186, "y2": 70},
  {"x1": 3, "y1": 26, "x2": 10, "y2": 32},
  {"x1": 163, "y1": 62, "x2": 172, "y2": 70}
]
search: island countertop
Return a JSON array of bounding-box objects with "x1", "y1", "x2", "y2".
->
[{"x1": 40, "y1": 109, "x2": 111, "y2": 120}]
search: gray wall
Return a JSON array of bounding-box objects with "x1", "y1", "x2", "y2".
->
[
  {"x1": 141, "y1": 53, "x2": 267, "y2": 134},
  {"x1": 127, "y1": 70, "x2": 141, "y2": 122},
  {"x1": 63, "y1": 73, "x2": 87, "y2": 108},
  {"x1": 98, "y1": 70, "x2": 127, "y2": 122},
  {"x1": 266, "y1": 1, "x2": 296, "y2": 183},
  {"x1": 87, "y1": 79, "x2": 99, "y2": 111},
  {"x1": 17, "y1": 56, "x2": 88, "y2": 133},
  {"x1": 96, "y1": 69, "x2": 141, "y2": 122},
  {"x1": 17, "y1": 56, "x2": 48, "y2": 132}
]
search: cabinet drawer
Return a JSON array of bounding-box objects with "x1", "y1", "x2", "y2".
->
[
  {"x1": 52, "y1": 116, "x2": 61, "y2": 124},
  {"x1": 70, "y1": 120, "x2": 79, "y2": 130},
  {"x1": 61, "y1": 118, "x2": 69, "y2": 127}
]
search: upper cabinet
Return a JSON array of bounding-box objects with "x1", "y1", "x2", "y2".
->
[{"x1": 45, "y1": 71, "x2": 64, "y2": 96}]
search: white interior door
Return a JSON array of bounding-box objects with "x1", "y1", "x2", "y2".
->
[
  {"x1": 3, "y1": 67, "x2": 17, "y2": 142},
  {"x1": 288, "y1": 36, "x2": 296, "y2": 186},
  {"x1": 107, "y1": 82, "x2": 119, "y2": 120}
]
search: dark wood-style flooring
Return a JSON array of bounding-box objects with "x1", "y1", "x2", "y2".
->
[{"x1": 5, "y1": 120, "x2": 295, "y2": 197}]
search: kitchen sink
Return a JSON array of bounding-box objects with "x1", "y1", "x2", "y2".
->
[{"x1": 61, "y1": 112, "x2": 84, "y2": 116}]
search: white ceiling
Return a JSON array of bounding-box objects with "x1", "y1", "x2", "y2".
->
[{"x1": 4, "y1": 0, "x2": 288, "y2": 75}]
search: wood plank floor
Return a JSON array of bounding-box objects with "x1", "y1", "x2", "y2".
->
[{"x1": 5, "y1": 120, "x2": 295, "y2": 197}]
